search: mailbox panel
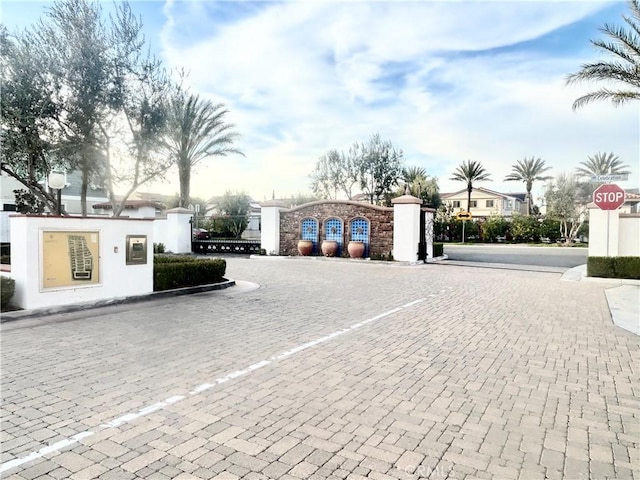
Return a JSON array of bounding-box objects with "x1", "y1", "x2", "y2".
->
[{"x1": 126, "y1": 235, "x2": 148, "y2": 265}]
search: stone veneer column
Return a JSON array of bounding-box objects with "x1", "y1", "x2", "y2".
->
[
  {"x1": 391, "y1": 194, "x2": 422, "y2": 262},
  {"x1": 260, "y1": 200, "x2": 286, "y2": 255},
  {"x1": 165, "y1": 207, "x2": 193, "y2": 254}
]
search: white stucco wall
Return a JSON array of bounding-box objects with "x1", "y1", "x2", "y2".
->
[
  {"x1": 164, "y1": 208, "x2": 192, "y2": 254},
  {"x1": 392, "y1": 196, "x2": 421, "y2": 262},
  {"x1": 9, "y1": 215, "x2": 154, "y2": 310},
  {"x1": 619, "y1": 214, "x2": 640, "y2": 256},
  {"x1": 260, "y1": 203, "x2": 282, "y2": 255},
  {"x1": 153, "y1": 218, "x2": 169, "y2": 250}
]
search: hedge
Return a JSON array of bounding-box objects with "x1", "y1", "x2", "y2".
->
[
  {"x1": 1, "y1": 276, "x2": 15, "y2": 310},
  {"x1": 587, "y1": 257, "x2": 640, "y2": 280},
  {"x1": 154, "y1": 258, "x2": 226, "y2": 291},
  {"x1": 154, "y1": 255, "x2": 199, "y2": 264},
  {"x1": 433, "y1": 243, "x2": 444, "y2": 257}
]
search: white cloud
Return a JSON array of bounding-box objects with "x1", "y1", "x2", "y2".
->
[{"x1": 153, "y1": 0, "x2": 638, "y2": 202}]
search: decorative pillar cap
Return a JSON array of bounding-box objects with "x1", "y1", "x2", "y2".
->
[{"x1": 391, "y1": 194, "x2": 422, "y2": 205}]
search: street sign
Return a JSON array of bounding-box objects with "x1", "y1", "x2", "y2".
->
[
  {"x1": 590, "y1": 174, "x2": 629, "y2": 182},
  {"x1": 456, "y1": 211, "x2": 472, "y2": 220},
  {"x1": 593, "y1": 183, "x2": 625, "y2": 210}
]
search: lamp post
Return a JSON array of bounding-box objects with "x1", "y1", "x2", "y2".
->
[{"x1": 48, "y1": 171, "x2": 66, "y2": 216}]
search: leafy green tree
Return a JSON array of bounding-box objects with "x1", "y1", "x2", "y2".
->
[
  {"x1": 37, "y1": 0, "x2": 112, "y2": 215},
  {"x1": 310, "y1": 145, "x2": 360, "y2": 200},
  {"x1": 504, "y1": 157, "x2": 552, "y2": 215},
  {"x1": 545, "y1": 173, "x2": 592, "y2": 244},
  {"x1": 0, "y1": 26, "x2": 66, "y2": 214},
  {"x1": 215, "y1": 191, "x2": 251, "y2": 239},
  {"x1": 13, "y1": 189, "x2": 46, "y2": 214},
  {"x1": 449, "y1": 160, "x2": 491, "y2": 212},
  {"x1": 358, "y1": 133, "x2": 404, "y2": 205},
  {"x1": 166, "y1": 91, "x2": 243, "y2": 208},
  {"x1": 575, "y1": 152, "x2": 631, "y2": 177},
  {"x1": 566, "y1": 0, "x2": 640, "y2": 109},
  {"x1": 539, "y1": 217, "x2": 561, "y2": 243}
]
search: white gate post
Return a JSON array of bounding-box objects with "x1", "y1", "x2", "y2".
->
[
  {"x1": 165, "y1": 207, "x2": 193, "y2": 254},
  {"x1": 392, "y1": 194, "x2": 422, "y2": 262},
  {"x1": 260, "y1": 200, "x2": 285, "y2": 255}
]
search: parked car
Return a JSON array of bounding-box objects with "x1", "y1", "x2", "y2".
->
[{"x1": 192, "y1": 228, "x2": 210, "y2": 240}]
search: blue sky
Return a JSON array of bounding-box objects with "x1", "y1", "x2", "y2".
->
[{"x1": 2, "y1": 0, "x2": 638, "y2": 202}]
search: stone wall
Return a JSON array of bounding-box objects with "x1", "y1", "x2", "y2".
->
[{"x1": 279, "y1": 200, "x2": 393, "y2": 257}]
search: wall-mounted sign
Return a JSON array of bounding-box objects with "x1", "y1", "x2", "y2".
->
[
  {"x1": 126, "y1": 235, "x2": 148, "y2": 265},
  {"x1": 42, "y1": 231, "x2": 100, "y2": 289}
]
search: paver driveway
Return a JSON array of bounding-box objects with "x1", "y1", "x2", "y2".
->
[{"x1": 1, "y1": 258, "x2": 638, "y2": 480}]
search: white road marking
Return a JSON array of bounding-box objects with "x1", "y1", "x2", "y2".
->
[{"x1": 1, "y1": 297, "x2": 425, "y2": 474}]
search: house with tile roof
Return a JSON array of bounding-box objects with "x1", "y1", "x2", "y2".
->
[{"x1": 440, "y1": 187, "x2": 527, "y2": 218}]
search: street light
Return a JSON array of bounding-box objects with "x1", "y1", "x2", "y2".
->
[{"x1": 48, "y1": 171, "x2": 66, "y2": 216}]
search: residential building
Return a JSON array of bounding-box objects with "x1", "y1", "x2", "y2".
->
[{"x1": 441, "y1": 187, "x2": 527, "y2": 218}]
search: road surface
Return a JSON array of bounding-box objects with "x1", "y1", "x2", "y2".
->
[{"x1": 443, "y1": 244, "x2": 588, "y2": 269}]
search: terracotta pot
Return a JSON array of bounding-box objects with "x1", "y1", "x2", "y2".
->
[
  {"x1": 321, "y1": 240, "x2": 338, "y2": 257},
  {"x1": 347, "y1": 241, "x2": 365, "y2": 258},
  {"x1": 297, "y1": 240, "x2": 313, "y2": 256}
]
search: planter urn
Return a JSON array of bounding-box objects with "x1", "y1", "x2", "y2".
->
[
  {"x1": 321, "y1": 240, "x2": 338, "y2": 257},
  {"x1": 297, "y1": 240, "x2": 313, "y2": 256},
  {"x1": 347, "y1": 241, "x2": 365, "y2": 258}
]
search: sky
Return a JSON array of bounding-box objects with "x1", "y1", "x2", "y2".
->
[{"x1": 2, "y1": 0, "x2": 638, "y2": 204}]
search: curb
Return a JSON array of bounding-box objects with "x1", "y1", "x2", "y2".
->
[{"x1": 0, "y1": 279, "x2": 236, "y2": 323}]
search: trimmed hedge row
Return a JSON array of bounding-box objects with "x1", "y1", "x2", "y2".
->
[
  {"x1": 587, "y1": 257, "x2": 640, "y2": 280},
  {"x1": 153, "y1": 257, "x2": 226, "y2": 291},
  {"x1": 433, "y1": 243, "x2": 444, "y2": 258},
  {"x1": 1, "y1": 276, "x2": 15, "y2": 310},
  {"x1": 154, "y1": 255, "x2": 199, "y2": 264}
]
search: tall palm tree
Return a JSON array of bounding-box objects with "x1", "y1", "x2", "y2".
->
[
  {"x1": 576, "y1": 152, "x2": 631, "y2": 177},
  {"x1": 165, "y1": 93, "x2": 243, "y2": 208},
  {"x1": 504, "y1": 157, "x2": 552, "y2": 215},
  {"x1": 566, "y1": 0, "x2": 640, "y2": 110},
  {"x1": 450, "y1": 160, "x2": 491, "y2": 212}
]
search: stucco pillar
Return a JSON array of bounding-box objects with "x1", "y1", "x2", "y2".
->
[
  {"x1": 165, "y1": 207, "x2": 192, "y2": 254},
  {"x1": 392, "y1": 194, "x2": 422, "y2": 262},
  {"x1": 588, "y1": 205, "x2": 620, "y2": 257},
  {"x1": 260, "y1": 200, "x2": 285, "y2": 255}
]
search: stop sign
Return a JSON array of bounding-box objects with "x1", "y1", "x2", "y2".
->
[{"x1": 593, "y1": 183, "x2": 626, "y2": 210}]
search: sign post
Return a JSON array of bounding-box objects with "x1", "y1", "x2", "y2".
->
[
  {"x1": 455, "y1": 212, "x2": 472, "y2": 243},
  {"x1": 593, "y1": 183, "x2": 625, "y2": 256}
]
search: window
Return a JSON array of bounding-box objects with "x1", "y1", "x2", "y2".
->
[
  {"x1": 452, "y1": 201, "x2": 461, "y2": 208},
  {"x1": 486, "y1": 200, "x2": 494, "y2": 208},
  {"x1": 469, "y1": 201, "x2": 477, "y2": 208},
  {"x1": 506, "y1": 200, "x2": 513, "y2": 209}
]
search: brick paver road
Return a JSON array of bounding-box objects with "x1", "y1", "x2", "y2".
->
[{"x1": 1, "y1": 258, "x2": 638, "y2": 479}]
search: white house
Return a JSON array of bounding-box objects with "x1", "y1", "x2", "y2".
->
[{"x1": 441, "y1": 187, "x2": 527, "y2": 218}]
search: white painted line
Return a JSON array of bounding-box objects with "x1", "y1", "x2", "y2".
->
[
  {"x1": 1, "y1": 297, "x2": 425, "y2": 475},
  {"x1": 0, "y1": 431, "x2": 95, "y2": 474}
]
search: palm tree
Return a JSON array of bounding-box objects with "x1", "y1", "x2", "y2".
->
[
  {"x1": 450, "y1": 160, "x2": 491, "y2": 212},
  {"x1": 566, "y1": 0, "x2": 640, "y2": 110},
  {"x1": 165, "y1": 93, "x2": 243, "y2": 208},
  {"x1": 504, "y1": 157, "x2": 552, "y2": 215},
  {"x1": 576, "y1": 152, "x2": 631, "y2": 177}
]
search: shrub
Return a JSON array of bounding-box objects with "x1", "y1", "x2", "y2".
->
[
  {"x1": 587, "y1": 257, "x2": 640, "y2": 279},
  {"x1": 510, "y1": 215, "x2": 540, "y2": 243},
  {"x1": 482, "y1": 216, "x2": 510, "y2": 242},
  {"x1": 433, "y1": 243, "x2": 444, "y2": 257},
  {"x1": 154, "y1": 258, "x2": 226, "y2": 291},
  {"x1": 1, "y1": 276, "x2": 15, "y2": 309},
  {"x1": 153, "y1": 242, "x2": 165, "y2": 254},
  {"x1": 154, "y1": 254, "x2": 198, "y2": 264},
  {"x1": 612, "y1": 257, "x2": 640, "y2": 279}
]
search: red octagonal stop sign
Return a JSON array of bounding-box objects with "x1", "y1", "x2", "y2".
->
[{"x1": 593, "y1": 183, "x2": 626, "y2": 210}]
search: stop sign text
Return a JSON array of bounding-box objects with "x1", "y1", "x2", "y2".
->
[{"x1": 593, "y1": 183, "x2": 626, "y2": 211}]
